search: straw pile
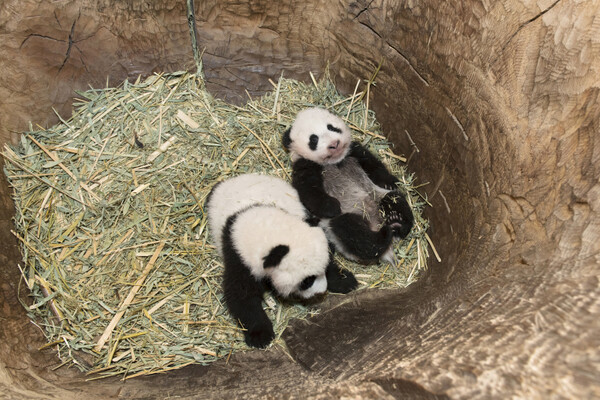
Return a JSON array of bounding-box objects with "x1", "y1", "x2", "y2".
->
[{"x1": 3, "y1": 70, "x2": 435, "y2": 379}]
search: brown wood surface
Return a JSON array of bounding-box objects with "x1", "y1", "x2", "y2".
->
[{"x1": 0, "y1": 0, "x2": 598, "y2": 398}]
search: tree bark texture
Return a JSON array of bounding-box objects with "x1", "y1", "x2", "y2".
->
[{"x1": 0, "y1": 0, "x2": 598, "y2": 398}]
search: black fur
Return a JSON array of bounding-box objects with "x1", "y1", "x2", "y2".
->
[
  {"x1": 291, "y1": 158, "x2": 341, "y2": 218},
  {"x1": 327, "y1": 124, "x2": 342, "y2": 133},
  {"x1": 326, "y1": 256, "x2": 358, "y2": 293},
  {"x1": 299, "y1": 275, "x2": 317, "y2": 291},
  {"x1": 309, "y1": 134, "x2": 319, "y2": 150},
  {"x1": 380, "y1": 191, "x2": 414, "y2": 238},
  {"x1": 304, "y1": 215, "x2": 321, "y2": 227},
  {"x1": 329, "y1": 213, "x2": 393, "y2": 262},
  {"x1": 348, "y1": 142, "x2": 399, "y2": 189},
  {"x1": 348, "y1": 143, "x2": 414, "y2": 238},
  {"x1": 263, "y1": 245, "x2": 290, "y2": 269},
  {"x1": 221, "y1": 213, "x2": 274, "y2": 348},
  {"x1": 220, "y1": 210, "x2": 358, "y2": 348},
  {"x1": 287, "y1": 132, "x2": 413, "y2": 263},
  {"x1": 205, "y1": 180, "x2": 223, "y2": 211},
  {"x1": 282, "y1": 128, "x2": 292, "y2": 149}
]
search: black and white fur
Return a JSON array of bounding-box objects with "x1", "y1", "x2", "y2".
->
[
  {"x1": 206, "y1": 173, "x2": 357, "y2": 348},
  {"x1": 282, "y1": 107, "x2": 414, "y2": 264}
]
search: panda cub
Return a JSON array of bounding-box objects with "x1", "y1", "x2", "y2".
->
[
  {"x1": 282, "y1": 107, "x2": 414, "y2": 264},
  {"x1": 206, "y1": 173, "x2": 357, "y2": 348}
]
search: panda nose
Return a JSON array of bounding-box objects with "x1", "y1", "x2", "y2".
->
[{"x1": 328, "y1": 140, "x2": 340, "y2": 150}]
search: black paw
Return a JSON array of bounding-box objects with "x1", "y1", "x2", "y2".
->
[
  {"x1": 386, "y1": 209, "x2": 405, "y2": 235},
  {"x1": 372, "y1": 172, "x2": 399, "y2": 190},
  {"x1": 326, "y1": 263, "x2": 358, "y2": 294},
  {"x1": 378, "y1": 224, "x2": 394, "y2": 243},
  {"x1": 379, "y1": 179, "x2": 399, "y2": 191},
  {"x1": 244, "y1": 323, "x2": 275, "y2": 348},
  {"x1": 380, "y1": 191, "x2": 414, "y2": 238}
]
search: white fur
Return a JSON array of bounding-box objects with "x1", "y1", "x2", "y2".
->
[
  {"x1": 232, "y1": 206, "x2": 328, "y2": 298},
  {"x1": 287, "y1": 108, "x2": 352, "y2": 165},
  {"x1": 206, "y1": 173, "x2": 329, "y2": 298},
  {"x1": 289, "y1": 108, "x2": 399, "y2": 264},
  {"x1": 207, "y1": 174, "x2": 307, "y2": 255}
]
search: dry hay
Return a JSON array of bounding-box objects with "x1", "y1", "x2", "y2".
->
[{"x1": 3, "y1": 69, "x2": 434, "y2": 379}]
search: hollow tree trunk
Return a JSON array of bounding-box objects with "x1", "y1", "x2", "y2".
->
[{"x1": 0, "y1": 0, "x2": 598, "y2": 398}]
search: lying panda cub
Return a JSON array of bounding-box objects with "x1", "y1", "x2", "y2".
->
[
  {"x1": 283, "y1": 107, "x2": 414, "y2": 264},
  {"x1": 206, "y1": 173, "x2": 357, "y2": 348}
]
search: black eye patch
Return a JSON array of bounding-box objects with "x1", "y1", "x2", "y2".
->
[
  {"x1": 309, "y1": 134, "x2": 319, "y2": 151},
  {"x1": 299, "y1": 275, "x2": 317, "y2": 291},
  {"x1": 327, "y1": 124, "x2": 342, "y2": 133}
]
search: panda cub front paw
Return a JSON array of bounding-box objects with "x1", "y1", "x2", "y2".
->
[
  {"x1": 244, "y1": 322, "x2": 275, "y2": 349},
  {"x1": 326, "y1": 262, "x2": 358, "y2": 294},
  {"x1": 371, "y1": 172, "x2": 399, "y2": 191}
]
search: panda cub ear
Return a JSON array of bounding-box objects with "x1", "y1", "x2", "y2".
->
[
  {"x1": 282, "y1": 128, "x2": 292, "y2": 150},
  {"x1": 263, "y1": 245, "x2": 290, "y2": 268}
]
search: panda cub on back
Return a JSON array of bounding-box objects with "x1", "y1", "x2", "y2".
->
[
  {"x1": 206, "y1": 173, "x2": 357, "y2": 348},
  {"x1": 283, "y1": 107, "x2": 414, "y2": 264}
]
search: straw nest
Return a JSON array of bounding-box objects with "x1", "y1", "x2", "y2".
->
[{"x1": 3, "y1": 69, "x2": 435, "y2": 379}]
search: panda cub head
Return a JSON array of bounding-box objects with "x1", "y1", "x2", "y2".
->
[
  {"x1": 283, "y1": 107, "x2": 352, "y2": 165},
  {"x1": 230, "y1": 206, "x2": 329, "y2": 299}
]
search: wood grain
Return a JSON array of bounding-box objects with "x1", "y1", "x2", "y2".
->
[{"x1": 0, "y1": 0, "x2": 598, "y2": 398}]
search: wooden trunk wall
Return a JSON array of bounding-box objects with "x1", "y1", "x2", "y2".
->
[{"x1": 0, "y1": 0, "x2": 598, "y2": 398}]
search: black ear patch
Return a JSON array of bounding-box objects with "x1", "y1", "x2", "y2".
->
[
  {"x1": 309, "y1": 134, "x2": 319, "y2": 150},
  {"x1": 327, "y1": 124, "x2": 342, "y2": 133},
  {"x1": 282, "y1": 128, "x2": 292, "y2": 149},
  {"x1": 263, "y1": 245, "x2": 290, "y2": 268}
]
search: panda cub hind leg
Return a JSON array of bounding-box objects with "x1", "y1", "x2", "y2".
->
[
  {"x1": 329, "y1": 213, "x2": 393, "y2": 262},
  {"x1": 379, "y1": 191, "x2": 414, "y2": 239},
  {"x1": 228, "y1": 294, "x2": 275, "y2": 349},
  {"x1": 222, "y1": 256, "x2": 275, "y2": 348},
  {"x1": 221, "y1": 214, "x2": 276, "y2": 348}
]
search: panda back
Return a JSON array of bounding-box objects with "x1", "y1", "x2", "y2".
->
[{"x1": 206, "y1": 174, "x2": 306, "y2": 254}]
